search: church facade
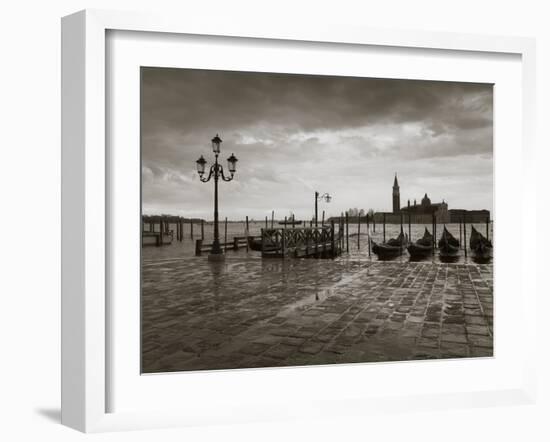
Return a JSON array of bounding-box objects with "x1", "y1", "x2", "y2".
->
[
  {"x1": 369, "y1": 174, "x2": 491, "y2": 224},
  {"x1": 400, "y1": 191, "x2": 450, "y2": 224},
  {"x1": 374, "y1": 174, "x2": 450, "y2": 224}
]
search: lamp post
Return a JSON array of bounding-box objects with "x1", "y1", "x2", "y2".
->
[
  {"x1": 196, "y1": 134, "x2": 238, "y2": 261},
  {"x1": 315, "y1": 192, "x2": 332, "y2": 227}
]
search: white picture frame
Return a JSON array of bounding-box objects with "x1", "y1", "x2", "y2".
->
[{"x1": 61, "y1": 9, "x2": 537, "y2": 433}]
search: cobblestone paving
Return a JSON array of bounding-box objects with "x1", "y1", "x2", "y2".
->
[{"x1": 141, "y1": 257, "x2": 493, "y2": 373}]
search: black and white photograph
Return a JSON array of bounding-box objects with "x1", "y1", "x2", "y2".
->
[
  {"x1": 140, "y1": 67, "x2": 494, "y2": 373},
  {"x1": 4, "y1": 0, "x2": 549, "y2": 439}
]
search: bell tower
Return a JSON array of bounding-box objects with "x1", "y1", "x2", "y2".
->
[{"x1": 392, "y1": 173, "x2": 400, "y2": 213}]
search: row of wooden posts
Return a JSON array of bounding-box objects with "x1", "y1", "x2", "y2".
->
[
  {"x1": 145, "y1": 217, "x2": 248, "y2": 241},
  {"x1": 144, "y1": 212, "x2": 491, "y2": 258}
]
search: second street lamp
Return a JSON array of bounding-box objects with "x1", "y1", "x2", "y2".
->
[
  {"x1": 195, "y1": 134, "x2": 238, "y2": 261},
  {"x1": 315, "y1": 191, "x2": 332, "y2": 227}
]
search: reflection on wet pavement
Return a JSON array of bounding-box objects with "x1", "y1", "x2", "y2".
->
[{"x1": 141, "y1": 250, "x2": 493, "y2": 373}]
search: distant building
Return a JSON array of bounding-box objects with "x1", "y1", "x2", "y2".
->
[
  {"x1": 373, "y1": 174, "x2": 450, "y2": 223},
  {"x1": 348, "y1": 174, "x2": 491, "y2": 225},
  {"x1": 449, "y1": 209, "x2": 490, "y2": 223},
  {"x1": 401, "y1": 192, "x2": 450, "y2": 223}
]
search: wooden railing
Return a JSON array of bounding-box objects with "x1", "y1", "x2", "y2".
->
[
  {"x1": 195, "y1": 235, "x2": 261, "y2": 256},
  {"x1": 261, "y1": 222, "x2": 343, "y2": 258}
]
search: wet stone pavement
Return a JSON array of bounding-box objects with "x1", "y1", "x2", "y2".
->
[{"x1": 141, "y1": 256, "x2": 493, "y2": 373}]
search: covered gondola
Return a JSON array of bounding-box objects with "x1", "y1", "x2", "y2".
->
[
  {"x1": 247, "y1": 236, "x2": 280, "y2": 253},
  {"x1": 469, "y1": 226, "x2": 493, "y2": 262},
  {"x1": 438, "y1": 226, "x2": 460, "y2": 259},
  {"x1": 407, "y1": 227, "x2": 434, "y2": 260},
  {"x1": 247, "y1": 237, "x2": 263, "y2": 251},
  {"x1": 372, "y1": 229, "x2": 408, "y2": 261}
]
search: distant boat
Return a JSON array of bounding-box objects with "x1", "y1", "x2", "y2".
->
[
  {"x1": 372, "y1": 229, "x2": 408, "y2": 260},
  {"x1": 470, "y1": 226, "x2": 493, "y2": 262},
  {"x1": 407, "y1": 227, "x2": 433, "y2": 260},
  {"x1": 248, "y1": 236, "x2": 278, "y2": 252},
  {"x1": 438, "y1": 226, "x2": 460, "y2": 258},
  {"x1": 278, "y1": 220, "x2": 303, "y2": 226},
  {"x1": 248, "y1": 237, "x2": 263, "y2": 251}
]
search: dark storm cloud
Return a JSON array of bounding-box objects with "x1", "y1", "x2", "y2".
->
[
  {"x1": 141, "y1": 68, "x2": 493, "y2": 219},
  {"x1": 141, "y1": 68, "x2": 492, "y2": 134}
]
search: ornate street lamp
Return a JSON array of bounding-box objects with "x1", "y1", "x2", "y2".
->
[
  {"x1": 315, "y1": 191, "x2": 332, "y2": 227},
  {"x1": 195, "y1": 134, "x2": 238, "y2": 261}
]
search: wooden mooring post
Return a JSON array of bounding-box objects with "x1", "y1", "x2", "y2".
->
[
  {"x1": 357, "y1": 214, "x2": 361, "y2": 250},
  {"x1": 400, "y1": 212, "x2": 404, "y2": 256},
  {"x1": 432, "y1": 214, "x2": 437, "y2": 250},
  {"x1": 339, "y1": 214, "x2": 343, "y2": 251},
  {"x1": 245, "y1": 216, "x2": 249, "y2": 252},
  {"x1": 201, "y1": 219, "x2": 205, "y2": 240},
  {"x1": 434, "y1": 216, "x2": 437, "y2": 249},
  {"x1": 345, "y1": 212, "x2": 349, "y2": 253},
  {"x1": 281, "y1": 225, "x2": 286, "y2": 257},
  {"x1": 265, "y1": 216, "x2": 268, "y2": 229},
  {"x1": 408, "y1": 213, "x2": 411, "y2": 242},
  {"x1": 322, "y1": 226, "x2": 327, "y2": 256},
  {"x1": 315, "y1": 223, "x2": 320, "y2": 257},
  {"x1": 464, "y1": 219, "x2": 468, "y2": 258},
  {"x1": 271, "y1": 210, "x2": 274, "y2": 228},
  {"x1": 331, "y1": 220, "x2": 335, "y2": 256},
  {"x1": 383, "y1": 213, "x2": 386, "y2": 243},
  {"x1": 367, "y1": 229, "x2": 371, "y2": 257},
  {"x1": 459, "y1": 218, "x2": 462, "y2": 247},
  {"x1": 367, "y1": 216, "x2": 371, "y2": 257},
  {"x1": 195, "y1": 239, "x2": 202, "y2": 256}
]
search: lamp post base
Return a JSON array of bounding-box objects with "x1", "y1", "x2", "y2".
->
[{"x1": 207, "y1": 253, "x2": 225, "y2": 262}]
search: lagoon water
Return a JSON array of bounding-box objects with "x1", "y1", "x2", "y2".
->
[{"x1": 142, "y1": 221, "x2": 493, "y2": 264}]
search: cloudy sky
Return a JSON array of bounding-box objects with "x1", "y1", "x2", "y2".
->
[{"x1": 141, "y1": 67, "x2": 493, "y2": 220}]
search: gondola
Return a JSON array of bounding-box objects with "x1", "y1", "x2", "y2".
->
[
  {"x1": 372, "y1": 229, "x2": 408, "y2": 260},
  {"x1": 438, "y1": 226, "x2": 460, "y2": 259},
  {"x1": 407, "y1": 227, "x2": 433, "y2": 260},
  {"x1": 247, "y1": 236, "x2": 279, "y2": 252},
  {"x1": 247, "y1": 237, "x2": 263, "y2": 251},
  {"x1": 469, "y1": 226, "x2": 493, "y2": 262}
]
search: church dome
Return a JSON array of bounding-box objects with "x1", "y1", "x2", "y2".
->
[{"x1": 421, "y1": 193, "x2": 431, "y2": 206}]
